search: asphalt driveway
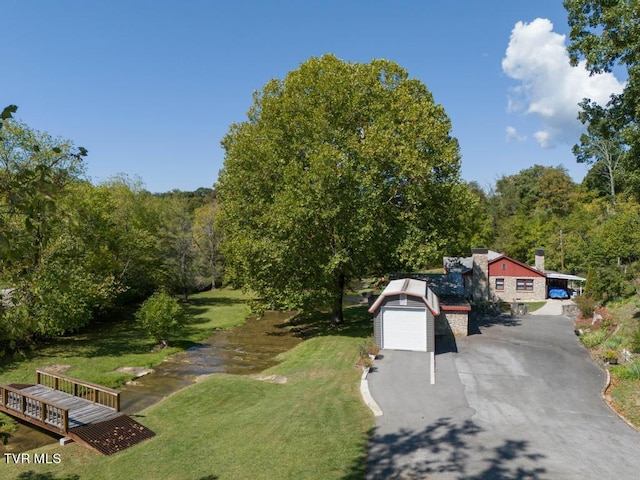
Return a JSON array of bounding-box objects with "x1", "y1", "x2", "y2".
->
[{"x1": 366, "y1": 313, "x2": 640, "y2": 479}]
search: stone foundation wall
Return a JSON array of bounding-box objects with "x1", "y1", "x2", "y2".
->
[{"x1": 436, "y1": 311, "x2": 469, "y2": 337}]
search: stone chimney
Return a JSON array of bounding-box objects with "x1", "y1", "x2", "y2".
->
[
  {"x1": 471, "y1": 248, "x2": 489, "y2": 302},
  {"x1": 535, "y1": 249, "x2": 545, "y2": 272}
]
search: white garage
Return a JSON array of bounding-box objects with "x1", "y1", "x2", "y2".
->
[
  {"x1": 369, "y1": 278, "x2": 439, "y2": 352},
  {"x1": 381, "y1": 307, "x2": 427, "y2": 351}
]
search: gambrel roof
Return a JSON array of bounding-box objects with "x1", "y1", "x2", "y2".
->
[{"x1": 368, "y1": 278, "x2": 440, "y2": 315}]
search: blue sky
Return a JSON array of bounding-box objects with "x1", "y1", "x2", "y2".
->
[{"x1": 2, "y1": 1, "x2": 626, "y2": 193}]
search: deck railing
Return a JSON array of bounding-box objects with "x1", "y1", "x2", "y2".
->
[
  {"x1": 0, "y1": 385, "x2": 69, "y2": 433},
  {"x1": 36, "y1": 369, "x2": 121, "y2": 411}
]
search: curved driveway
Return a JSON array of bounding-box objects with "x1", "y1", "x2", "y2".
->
[{"x1": 366, "y1": 313, "x2": 640, "y2": 479}]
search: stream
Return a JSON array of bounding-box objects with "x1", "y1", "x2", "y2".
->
[{"x1": 1, "y1": 310, "x2": 302, "y2": 453}]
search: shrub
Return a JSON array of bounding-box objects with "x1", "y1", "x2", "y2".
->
[
  {"x1": 602, "y1": 349, "x2": 618, "y2": 363},
  {"x1": 612, "y1": 359, "x2": 640, "y2": 380},
  {"x1": 135, "y1": 292, "x2": 184, "y2": 347},
  {"x1": 359, "y1": 337, "x2": 380, "y2": 358},
  {"x1": 574, "y1": 295, "x2": 596, "y2": 319},
  {"x1": 602, "y1": 336, "x2": 624, "y2": 350},
  {"x1": 580, "y1": 329, "x2": 608, "y2": 348},
  {"x1": 585, "y1": 267, "x2": 635, "y2": 301},
  {"x1": 600, "y1": 317, "x2": 614, "y2": 330}
]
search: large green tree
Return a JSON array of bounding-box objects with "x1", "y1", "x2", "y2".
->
[
  {"x1": 565, "y1": 0, "x2": 640, "y2": 195},
  {"x1": 0, "y1": 113, "x2": 93, "y2": 348},
  {"x1": 0, "y1": 116, "x2": 86, "y2": 264},
  {"x1": 574, "y1": 98, "x2": 628, "y2": 206},
  {"x1": 217, "y1": 54, "x2": 474, "y2": 323}
]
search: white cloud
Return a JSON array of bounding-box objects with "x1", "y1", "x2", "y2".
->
[
  {"x1": 506, "y1": 126, "x2": 526, "y2": 143},
  {"x1": 502, "y1": 18, "x2": 625, "y2": 148},
  {"x1": 534, "y1": 131, "x2": 551, "y2": 148}
]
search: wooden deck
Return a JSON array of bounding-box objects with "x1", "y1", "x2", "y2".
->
[{"x1": 0, "y1": 370, "x2": 155, "y2": 455}]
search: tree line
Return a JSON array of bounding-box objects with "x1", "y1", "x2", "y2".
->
[{"x1": 0, "y1": 109, "x2": 223, "y2": 353}]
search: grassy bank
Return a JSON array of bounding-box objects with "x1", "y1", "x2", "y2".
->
[
  {"x1": 0, "y1": 288, "x2": 250, "y2": 388},
  {"x1": 575, "y1": 298, "x2": 640, "y2": 429},
  {"x1": 2, "y1": 305, "x2": 374, "y2": 480}
]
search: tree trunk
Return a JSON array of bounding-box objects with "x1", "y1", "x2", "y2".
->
[
  {"x1": 607, "y1": 161, "x2": 616, "y2": 207},
  {"x1": 331, "y1": 272, "x2": 345, "y2": 325}
]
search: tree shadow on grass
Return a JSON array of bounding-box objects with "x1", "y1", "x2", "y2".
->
[
  {"x1": 364, "y1": 417, "x2": 547, "y2": 480},
  {"x1": 185, "y1": 295, "x2": 246, "y2": 308},
  {"x1": 31, "y1": 301, "x2": 226, "y2": 360},
  {"x1": 287, "y1": 305, "x2": 373, "y2": 339},
  {"x1": 14, "y1": 473, "x2": 80, "y2": 480},
  {"x1": 0, "y1": 319, "x2": 156, "y2": 372}
]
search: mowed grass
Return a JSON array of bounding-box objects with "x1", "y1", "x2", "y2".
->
[
  {"x1": 525, "y1": 301, "x2": 547, "y2": 313},
  {"x1": 3, "y1": 306, "x2": 375, "y2": 480},
  {"x1": 0, "y1": 288, "x2": 250, "y2": 388},
  {"x1": 609, "y1": 377, "x2": 640, "y2": 427}
]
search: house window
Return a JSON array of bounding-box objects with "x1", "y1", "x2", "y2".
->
[
  {"x1": 502, "y1": 263, "x2": 506, "y2": 270},
  {"x1": 495, "y1": 278, "x2": 504, "y2": 291},
  {"x1": 516, "y1": 279, "x2": 534, "y2": 291}
]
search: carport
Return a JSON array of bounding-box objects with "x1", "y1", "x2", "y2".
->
[{"x1": 546, "y1": 272, "x2": 586, "y2": 296}]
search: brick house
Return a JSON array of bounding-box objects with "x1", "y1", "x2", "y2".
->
[{"x1": 445, "y1": 248, "x2": 548, "y2": 302}]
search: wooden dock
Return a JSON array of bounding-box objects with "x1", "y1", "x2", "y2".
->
[{"x1": 0, "y1": 369, "x2": 155, "y2": 455}]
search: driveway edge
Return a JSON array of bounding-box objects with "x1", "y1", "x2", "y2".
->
[
  {"x1": 601, "y1": 365, "x2": 640, "y2": 433},
  {"x1": 360, "y1": 368, "x2": 383, "y2": 417}
]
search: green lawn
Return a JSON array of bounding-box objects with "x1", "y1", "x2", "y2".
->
[
  {"x1": 526, "y1": 301, "x2": 547, "y2": 313},
  {"x1": 0, "y1": 288, "x2": 250, "y2": 388},
  {"x1": 2, "y1": 294, "x2": 375, "y2": 480}
]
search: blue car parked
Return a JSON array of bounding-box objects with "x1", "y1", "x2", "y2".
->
[{"x1": 548, "y1": 288, "x2": 569, "y2": 299}]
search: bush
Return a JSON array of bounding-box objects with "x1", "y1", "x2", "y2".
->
[
  {"x1": 585, "y1": 267, "x2": 635, "y2": 301},
  {"x1": 362, "y1": 356, "x2": 374, "y2": 369},
  {"x1": 602, "y1": 336, "x2": 624, "y2": 350},
  {"x1": 135, "y1": 292, "x2": 184, "y2": 347},
  {"x1": 574, "y1": 295, "x2": 596, "y2": 319},
  {"x1": 602, "y1": 349, "x2": 618, "y2": 363},
  {"x1": 612, "y1": 359, "x2": 640, "y2": 380},
  {"x1": 358, "y1": 337, "x2": 380, "y2": 358},
  {"x1": 580, "y1": 329, "x2": 609, "y2": 348}
]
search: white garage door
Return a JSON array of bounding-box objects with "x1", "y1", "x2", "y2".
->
[{"x1": 382, "y1": 307, "x2": 427, "y2": 352}]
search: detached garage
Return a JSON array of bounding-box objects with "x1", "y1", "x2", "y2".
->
[{"x1": 368, "y1": 278, "x2": 439, "y2": 352}]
